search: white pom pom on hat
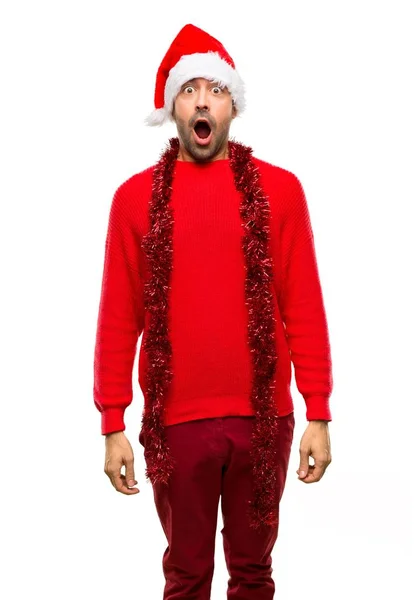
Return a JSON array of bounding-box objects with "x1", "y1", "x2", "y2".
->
[{"x1": 144, "y1": 23, "x2": 246, "y2": 127}]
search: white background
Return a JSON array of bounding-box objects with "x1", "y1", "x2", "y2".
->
[{"x1": 1, "y1": 1, "x2": 413, "y2": 598}]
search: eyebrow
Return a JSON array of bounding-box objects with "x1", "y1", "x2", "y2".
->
[{"x1": 181, "y1": 78, "x2": 223, "y2": 88}]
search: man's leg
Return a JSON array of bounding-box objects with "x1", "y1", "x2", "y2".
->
[
  {"x1": 220, "y1": 413, "x2": 295, "y2": 600},
  {"x1": 139, "y1": 417, "x2": 225, "y2": 600}
]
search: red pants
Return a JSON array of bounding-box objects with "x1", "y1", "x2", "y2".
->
[{"x1": 139, "y1": 412, "x2": 295, "y2": 599}]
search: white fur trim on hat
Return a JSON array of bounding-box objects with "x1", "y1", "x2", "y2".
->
[{"x1": 144, "y1": 51, "x2": 246, "y2": 127}]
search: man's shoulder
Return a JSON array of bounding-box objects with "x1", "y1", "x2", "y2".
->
[
  {"x1": 107, "y1": 164, "x2": 156, "y2": 232},
  {"x1": 252, "y1": 155, "x2": 300, "y2": 187},
  {"x1": 116, "y1": 164, "x2": 155, "y2": 199}
]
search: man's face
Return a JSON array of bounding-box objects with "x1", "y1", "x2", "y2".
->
[{"x1": 172, "y1": 77, "x2": 237, "y2": 162}]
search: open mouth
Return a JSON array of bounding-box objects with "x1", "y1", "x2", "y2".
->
[{"x1": 193, "y1": 118, "x2": 212, "y2": 145}]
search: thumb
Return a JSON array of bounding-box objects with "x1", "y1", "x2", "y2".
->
[
  {"x1": 125, "y1": 459, "x2": 137, "y2": 487},
  {"x1": 298, "y1": 448, "x2": 309, "y2": 478}
]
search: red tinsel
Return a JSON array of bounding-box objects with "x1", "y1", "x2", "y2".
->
[{"x1": 140, "y1": 136, "x2": 280, "y2": 531}]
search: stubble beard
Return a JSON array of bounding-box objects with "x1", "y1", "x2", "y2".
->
[{"x1": 175, "y1": 116, "x2": 231, "y2": 163}]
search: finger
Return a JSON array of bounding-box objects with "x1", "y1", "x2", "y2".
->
[
  {"x1": 298, "y1": 448, "x2": 310, "y2": 478},
  {"x1": 120, "y1": 473, "x2": 140, "y2": 493},
  {"x1": 298, "y1": 464, "x2": 315, "y2": 483},
  {"x1": 301, "y1": 463, "x2": 326, "y2": 483},
  {"x1": 123, "y1": 475, "x2": 139, "y2": 488},
  {"x1": 124, "y1": 458, "x2": 136, "y2": 488},
  {"x1": 311, "y1": 459, "x2": 327, "y2": 481},
  {"x1": 112, "y1": 472, "x2": 139, "y2": 495}
]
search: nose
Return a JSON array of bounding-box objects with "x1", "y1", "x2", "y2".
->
[{"x1": 195, "y1": 87, "x2": 209, "y2": 112}]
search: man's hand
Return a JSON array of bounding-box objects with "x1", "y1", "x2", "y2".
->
[
  {"x1": 104, "y1": 431, "x2": 140, "y2": 495},
  {"x1": 296, "y1": 420, "x2": 332, "y2": 483}
]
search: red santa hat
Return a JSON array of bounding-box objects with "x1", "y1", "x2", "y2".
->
[{"x1": 144, "y1": 23, "x2": 246, "y2": 127}]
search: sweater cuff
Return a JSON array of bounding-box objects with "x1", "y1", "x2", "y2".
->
[
  {"x1": 101, "y1": 407, "x2": 126, "y2": 435},
  {"x1": 305, "y1": 396, "x2": 332, "y2": 421}
]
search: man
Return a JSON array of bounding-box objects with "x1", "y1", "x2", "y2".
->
[{"x1": 94, "y1": 23, "x2": 333, "y2": 599}]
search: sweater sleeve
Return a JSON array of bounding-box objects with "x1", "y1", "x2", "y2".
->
[
  {"x1": 279, "y1": 174, "x2": 333, "y2": 421},
  {"x1": 93, "y1": 184, "x2": 145, "y2": 435}
]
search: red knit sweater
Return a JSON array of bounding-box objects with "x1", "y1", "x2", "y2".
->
[{"x1": 93, "y1": 156, "x2": 333, "y2": 435}]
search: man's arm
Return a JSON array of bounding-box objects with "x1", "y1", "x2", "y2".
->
[
  {"x1": 93, "y1": 183, "x2": 145, "y2": 435},
  {"x1": 279, "y1": 173, "x2": 333, "y2": 422}
]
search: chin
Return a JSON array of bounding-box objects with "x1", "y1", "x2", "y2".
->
[{"x1": 187, "y1": 142, "x2": 213, "y2": 159}]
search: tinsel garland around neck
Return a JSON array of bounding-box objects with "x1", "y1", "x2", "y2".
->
[{"x1": 140, "y1": 136, "x2": 280, "y2": 531}]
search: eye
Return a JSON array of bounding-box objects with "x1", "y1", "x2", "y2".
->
[
  {"x1": 212, "y1": 86, "x2": 222, "y2": 94},
  {"x1": 183, "y1": 86, "x2": 195, "y2": 94}
]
